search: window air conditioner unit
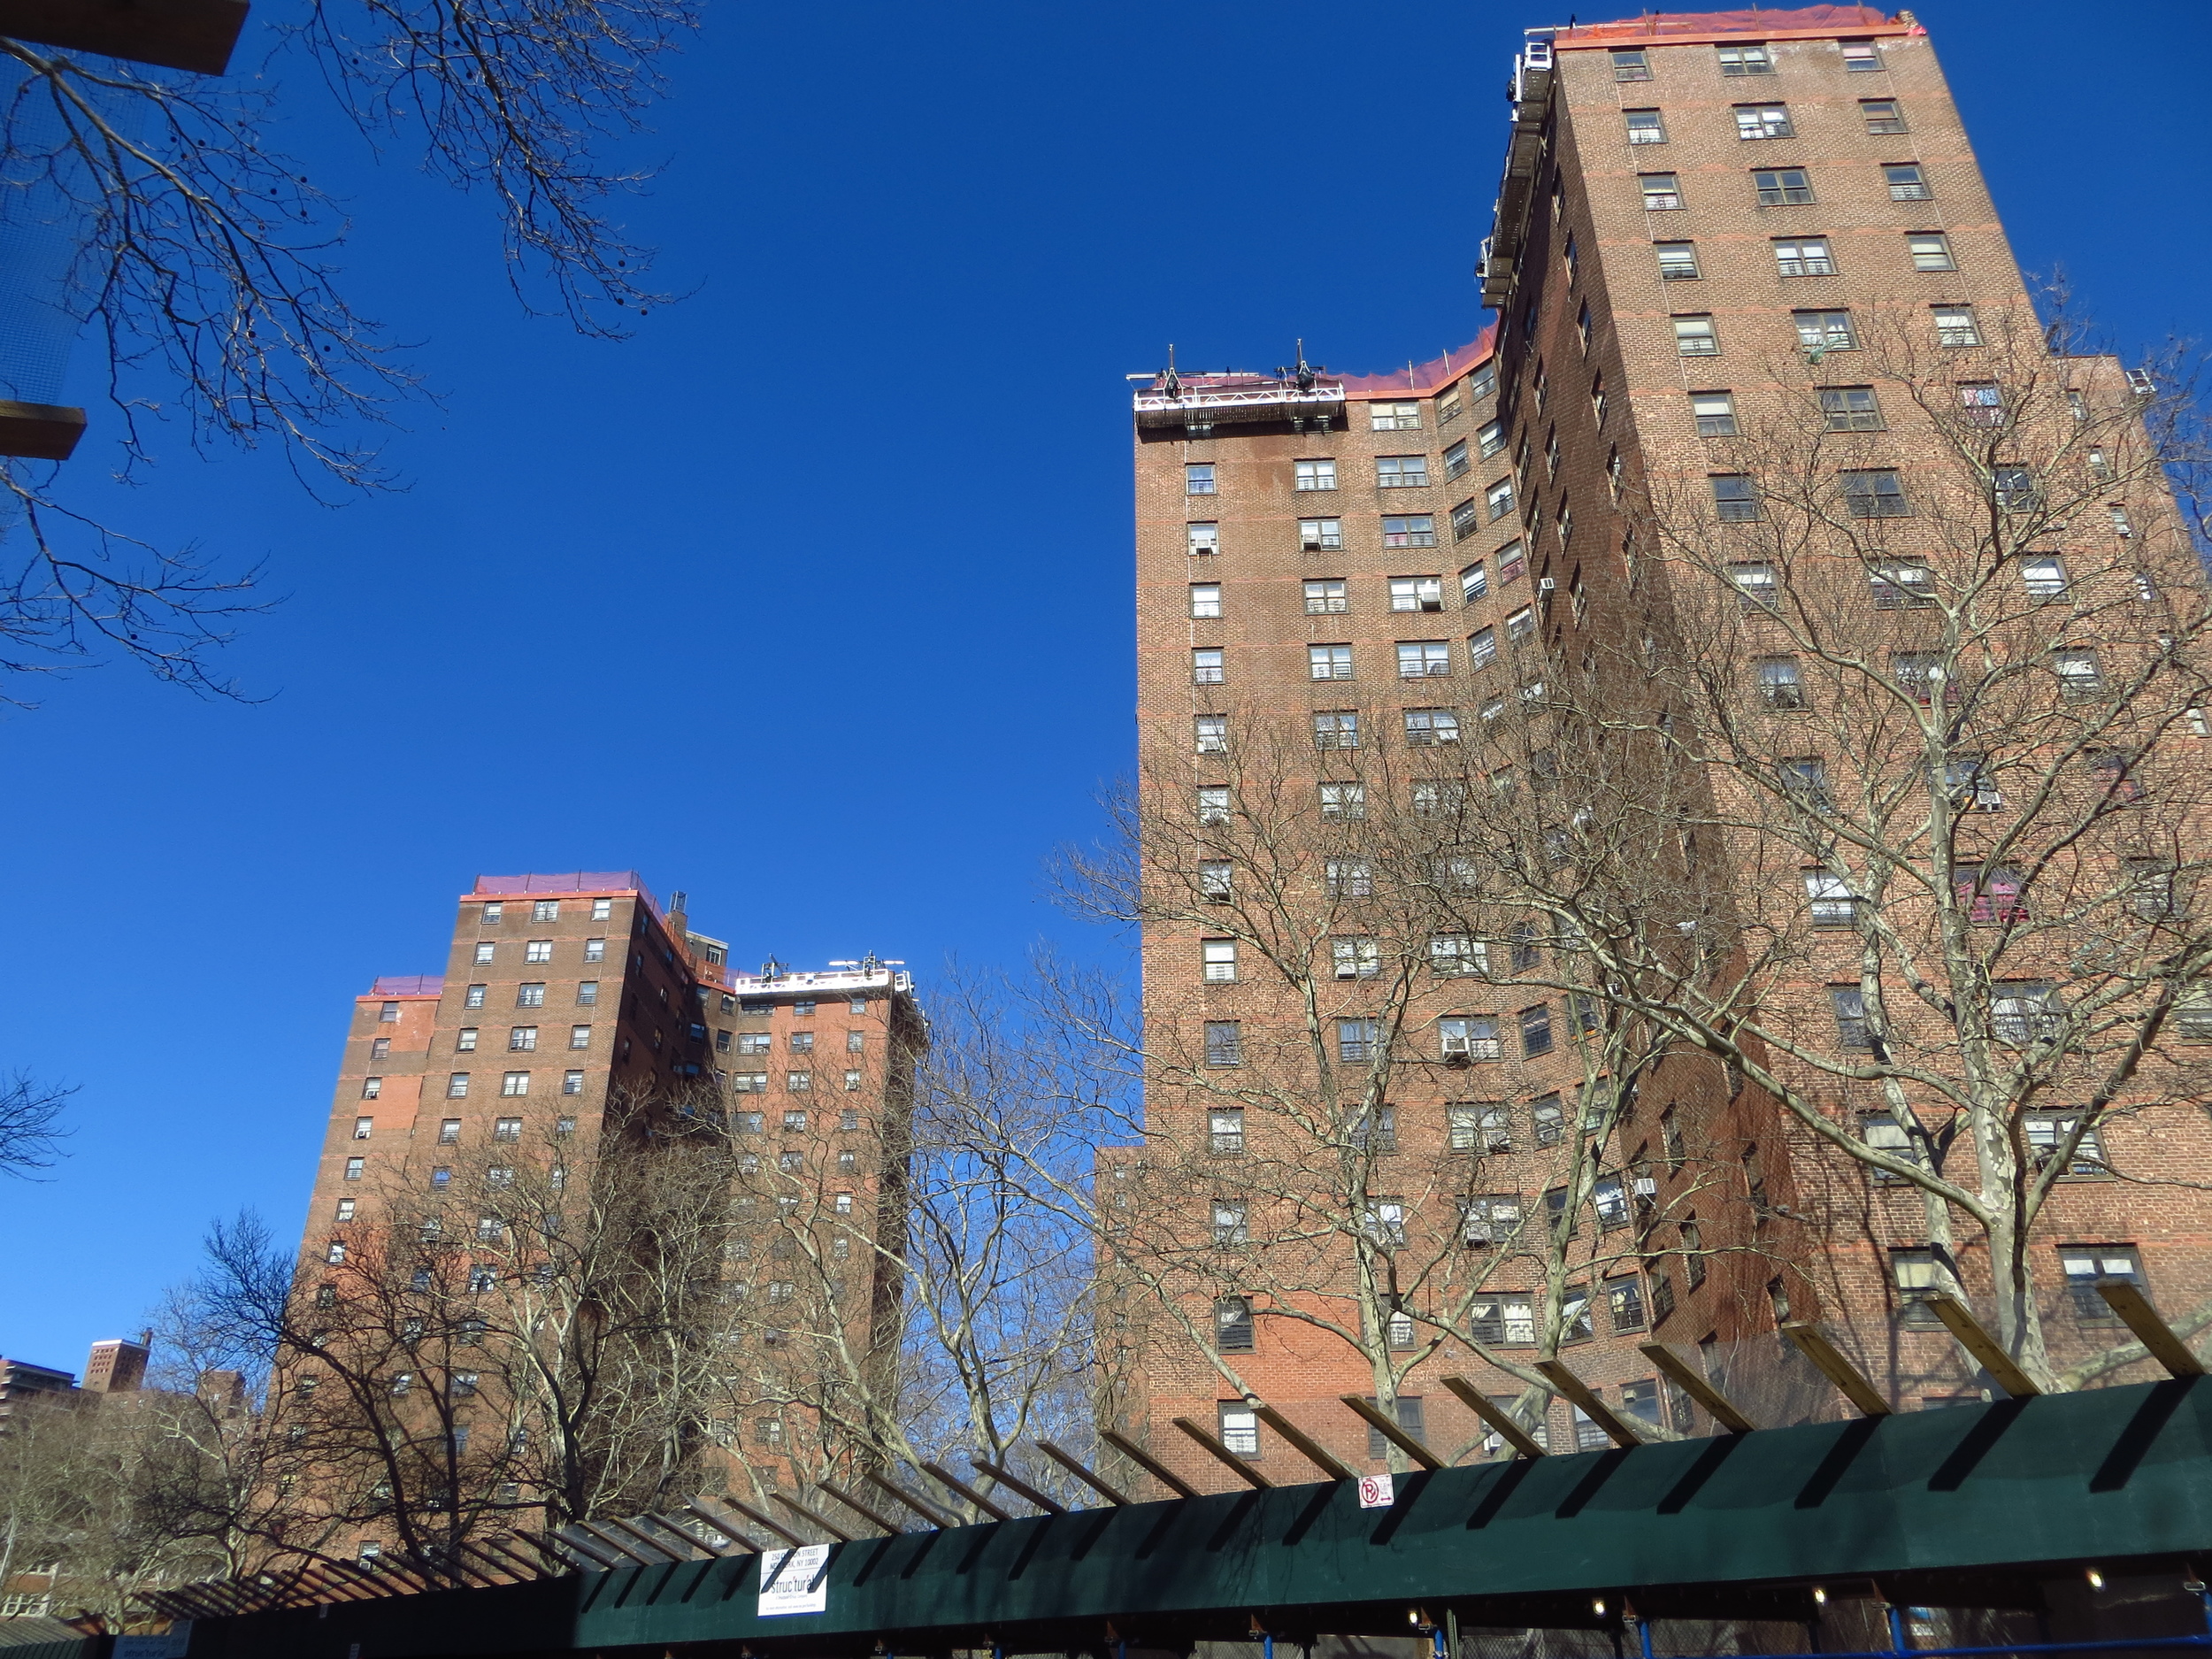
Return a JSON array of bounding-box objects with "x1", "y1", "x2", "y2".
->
[
  {"x1": 1633, "y1": 1177, "x2": 1657, "y2": 1197},
  {"x1": 1423, "y1": 599, "x2": 1443, "y2": 611},
  {"x1": 1538, "y1": 576, "x2": 1556, "y2": 592},
  {"x1": 1445, "y1": 1052, "x2": 1471, "y2": 1069}
]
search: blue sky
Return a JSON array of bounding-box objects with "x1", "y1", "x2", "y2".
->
[{"x1": 4, "y1": 0, "x2": 2207, "y2": 1369}]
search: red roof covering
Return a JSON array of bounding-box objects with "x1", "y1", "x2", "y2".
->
[
  {"x1": 1555, "y1": 5, "x2": 1913, "y2": 47},
  {"x1": 1338, "y1": 326, "x2": 1498, "y2": 400},
  {"x1": 366, "y1": 974, "x2": 444, "y2": 998}
]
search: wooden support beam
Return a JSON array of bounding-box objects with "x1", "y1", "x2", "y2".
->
[
  {"x1": 1782, "y1": 1322, "x2": 1894, "y2": 1417},
  {"x1": 1535, "y1": 1359, "x2": 1647, "y2": 1449},
  {"x1": 1640, "y1": 1342, "x2": 1757, "y2": 1433},
  {"x1": 678, "y1": 1502, "x2": 762, "y2": 1555},
  {"x1": 1251, "y1": 1404, "x2": 1356, "y2": 1479},
  {"x1": 968, "y1": 1455, "x2": 1067, "y2": 1514},
  {"x1": 603, "y1": 1515, "x2": 695, "y2": 1563},
  {"x1": 1338, "y1": 1394, "x2": 1446, "y2": 1470},
  {"x1": 473, "y1": 1536, "x2": 557, "y2": 1579},
  {"x1": 817, "y1": 1479, "x2": 908, "y2": 1536},
  {"x1": 919, "y1": 1459, "x2": 1016, "y2": 1521},
  {"x1": 1925, "y1": 1296, "x2": 2041, "y2": 1398},
  {"x1": 1037, "y1": 1439, "x2": 1133, "y2": 1505},
  {"x1": 572, "y1": 1521, "x2": 664, "y2": 1565},
  {"x1": 1439, "y1": 1375, "x2": 1547, "y2": 1459},
  {"x1": 2098, "y1": 1282, "x2": 2206, "y2": 1378},
  {"x1": 1098, "y1": 1429, "x2": 1200, "y2": 1500},
  {"x1": 455, "y1": 1542, "x2": 525, "y2": 1584},
  {"x1": 532, "y1": 1527, "x2": 624, "y2": 1571},
  {"x1": 770, "y1": 1490, "x2": 859, "y2": 1543},
  {"x1": 700, "y1": 1495, "x2": 803, "y2": 1548},
  {"x1": 1171, "y1": 1416, "x2": 1273, "y2": 1489},
  {"x1": 856, "y1": 1467, "x2": 956, "y2": 1530},
  {"x1": 0, "y1": 0, "x2": 250, "y2": 74}
]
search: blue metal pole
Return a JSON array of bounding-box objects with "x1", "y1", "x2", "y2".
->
[
  {"x1": 1890, "y1": 1607, "x2": 1910, "y2": 1655},
  {"x1": 1638, "y1": 1618, "x2": 1655, "y2": 1659}
]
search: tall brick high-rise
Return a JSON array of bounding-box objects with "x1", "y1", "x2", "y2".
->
[
  {"x1": 1116, "y1": 4, "x2": 2212, "y2": 1493},
  {"x1": 295, "y1": 872, "x2": 923, "y2": 1547}
]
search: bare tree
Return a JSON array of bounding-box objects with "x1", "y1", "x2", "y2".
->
[
  {"x1": 1466, "y1": 299, "x2": 2212, "y2": 1391},
  {"x1": 0, "y1": 0, "x2": 693, "y2": 695},
  {"x1": 0, "y1": 1068, "x2": 71, "y2": 1176},
  {"x1": 1048, "y1": 714, "x2": 1761, "y2": 1468}
]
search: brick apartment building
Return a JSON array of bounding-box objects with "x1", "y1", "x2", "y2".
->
[
  {"x1": 1116, "y1": 4, "x2": 2212, "y2": 1490},
  {"x1": 295, "y1": 872, "x2": 924, "y2": 1535}
]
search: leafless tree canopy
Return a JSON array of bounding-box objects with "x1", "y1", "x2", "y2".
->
[
  {"x1": 0, "y1": 0, "x2": 695, "y2": 695},
  {"x1": 0, "y1": 1067, "x2": 72, "y2": 1176}
]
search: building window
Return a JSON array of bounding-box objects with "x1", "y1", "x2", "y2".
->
[
  {"x1": 1440, "y1": 1016, "x2": 1502, "y2": 1062},
  {"x1": 474, "y1": 941, "x2": 495, "y2": 964},
  {"x1": 1325, "y1": 857, "x2": 1372, "y2": 897},
  {"x1": 1194, "y1": 715, "x2": 1228, "y2": 755},
  {"x1": 1205, "y1": 1021, "x2": 1242, "y2": 1067},
  {"x1": 464, "y1": 984, "x2": 487, "y2": 1009},
  {"x1": 370, "y1": 1036, "x2": 391, "y2": 1061},
  {"x1": 509, "y1": 1025, "x2": 538, "y2": 1051},
  {"x1": 1933, "y1": 304, "x2": 1981, "y2": 347},
  {"x1": 1430, "y1": 935, "x2": 1484, "y2": 977},
  {"x1": 1301, "y1": 578, "x2": 1348, "y2": 616},
  {"x1": 1187, "y1": 463, "x2": 1217, "y2": 495},
  {"x1": 1687, "y1": 389, "x2": 1737, "y2": 435},
  {"x1": 1991, "y1": 981, "x2": 2062, "y2": 1045},
  {"x1": 1443, "y1": 438, "x2": 1470, "y2": 480},
  {"x1": 1210, "y1": 1109, "x2": 1246, "y2": 1154},
  {"x1": 843, "y1": 1070, "x2": 863, "y2": 1091},
  {"x1": 2026, "y1": 1113, "x2": 2108, "y2": 1177},
  {"x1": 2055, "y1": 649, "x2": 2106, "y2": 700},
  {"x1": 1187, "y1": 522, "x2": 1219, "y2": 555},
  {"x1": 1717, "y1": 41, "x2": 1772, "y2": 74},
  {"x1": 1189, "y1": 582, "x2": 1221, "y2": 618},
  {"x1": 582, "y1": 937, "x2": 605, "y2": 961},
  {"x1": 1754, "y1": 167, "x2": 1814, "y2": 205},
  {"x1": 1710, "y1": 474, "x2": 1761, "y2": 521},
  {"x1": 1377, "y1": 455, "x2": 1430, "y2": 488},
  {"x1": 1674, "y1": 314, "x2": 1718, "y2": 356},
  {"x1": 343, "y1": 1156, "x2": 365, "y2": 1181},
  {"x1": 1842, "y1": 469, "x2": 1910, "y2": 517},
  {"x1": 1820, "y1": 386, "x2": 1883, "y2": 429},
  {"x1": 1905, "y1": 231, "x2": 1955, "y2": 272},
  {"x1": 1861, "y1": 97, "x2": 1909, "y2": 133},
  {"x1": 2060, "y1": 1247, "x2": 2141, "y2": 1320},
  {"x1": 1612, "y1": 47, "x2": 1651, "y2": 80},
  {"x1": 1885, "y1": 162, "x2": 1932, "y2": 200},
  {"x1": 361, "y1": 1076, "x2": 383, "y2": 1100},
  {"x1": 1891, "y1": 1248, "x2": 1943, "y2": 1326},
  {"x1": 1404, "y1": 707, "x2": 1460, "y2": 745},
  {"x1": 1202, "y1": 939, "x2": 1238, "y2": 983},
  {"x1": 1993, "y1": 465, "x2": 2039, "y2": 512},
  {"x1": 1794, "y1": 310, "x2": 1857, "y2": 352},
  {"x1": 517, "y1": 983, "x2": 545, "y2": 1007},
  {"x1": 1735, "y1": 103, "x2": 1793, "y2": 140},
  {"x1": 1869, "y1": 560, "x2": 1932, "y2": 608},
  {"x1": 523, "y1": 939, "x2": 553, "y2": 964},
  {"x1": 1397, "y1": 640, "x2": 1451, "y2": 678},
  {"x1": 457, "y1": 1025, "x2": 479, "y2": 1049},
  {"x1": 1728, "y1": 562, "x2": 1778, "y2": 610},
  {"x1": 1607, "y1": 1277, "x2": 1648, "y2": 1333},
  {"x1": 1468, "y1": 626, "x2": 1496, "y2": 668},
  {"x1": 1955, "y1": 380, "x2": 2004, "y2": 426},
  {"x1": 1638, "y1": 171, "x2": 1682, "y2": 210},
  {"x1": 1197, "y1": 786, "x2": 1231, "y2": 825},
  {"x1": 1520, "y1": 1004, "x2": 1554, "y2": 1058},
  {"x1": 1655, "y1": 242, "x2": 1701, "y2": 280},
  {"x1": 1625, "y1": 108, "x2": 1665, "y2": 143},
  {"x1": 1294, "y1": 458, "x2": 1337, "y2": 491},
  {"x1": 1807, "y1": 871, "x2": 1856, "y2": 926},
  {"x1": 1383, "y1": 514, "x2": 1437, "y2": 548},
  {"x1": 1309, "y1": 643, "x2": 1355, "y2": 680},
  {"x1": 501, "y1": 1071, "x2": 530, "y2": 1096},
  {"x1": 1199, "y1": 860, "x2": 1233, "y2": 900},
  {"x1": 1371, "y1": 401, "x2": 1421, "y2": 432},
  {"x1": 562, "y1": 1071, "x2": 583, "y2": 1094},
  {"x1": 1333, "y1": 937, "x2": 1381, "y2": 979},
  {"x1": 1773, "y1": 237, "x2": 1835, "y2": 277},
  {"x1": 1299, "y1": 516, "x2": 1342, "y2": 550},
  {"x1": 1756, "y1": 656, "x2": 1804, "y2": 708},
  {"x1": 334, "y1": 1198, "x2": 356, "y2": 1221},
  {"x1": 1337, "y1": 1018, "x2": 1379, "y2": 1064},
  {"x1": 448, "y1": 1072, "x2": 470, "y2": 1098},
  {"x1": 1390, "y1": 574, "x2": 1445, "y2": 611},
  {"x1": 1476, "y1": 419, "x2": 1506, "y2": 460}
]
